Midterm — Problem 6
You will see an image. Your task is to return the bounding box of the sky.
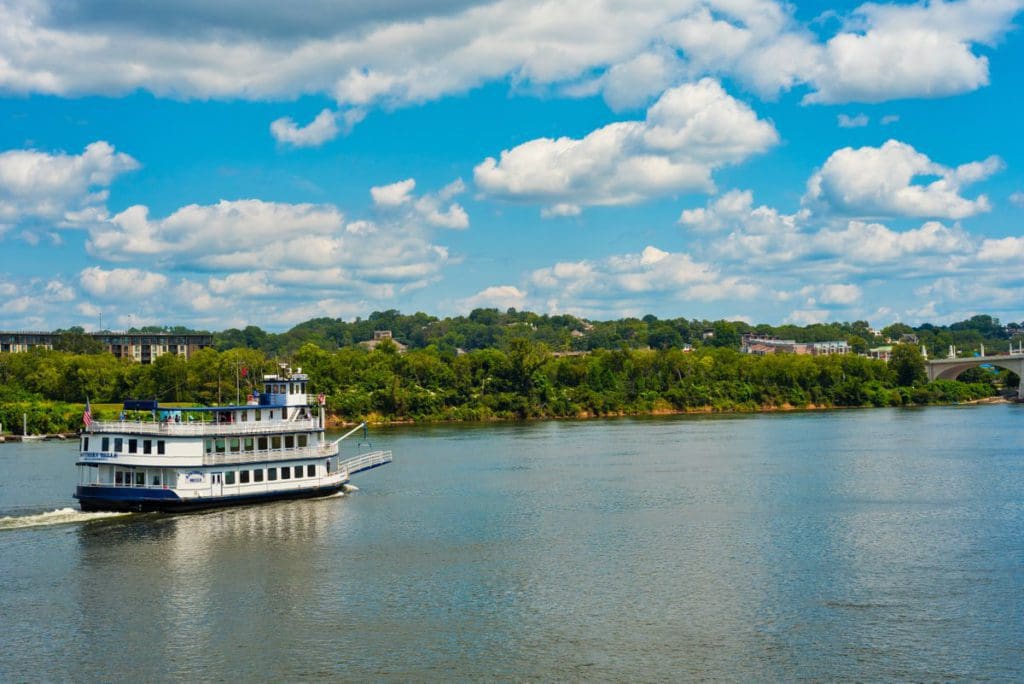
[1,0,1023,332]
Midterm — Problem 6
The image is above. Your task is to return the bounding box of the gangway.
[340,450,393,476]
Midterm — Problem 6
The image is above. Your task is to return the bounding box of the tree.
[888,344,926,386]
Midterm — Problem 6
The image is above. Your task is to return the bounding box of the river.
[1,405,1022,680]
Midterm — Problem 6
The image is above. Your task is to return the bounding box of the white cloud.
[0,141,139,233]
[79,266,169,299]
[458,285,528,312]
[1010,191,1024,207]
[371,178,416,206]
[804,140,1002,219]
[540,203,582,219]
[977,235,1024,262]
[803,0,1022,104]
[817,283,862,305]
[0,0,1017,118]
[785,309,829,325]
[837,113,869,128]
[529,244,763,316]
[475,79,777,213]
[881,114,900,125]
[270,108,340,147]
[372,177,469,229]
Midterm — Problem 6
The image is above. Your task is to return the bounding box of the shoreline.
[323,394,1015,428]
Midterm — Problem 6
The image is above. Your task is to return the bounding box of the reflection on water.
[1,405,1023,680]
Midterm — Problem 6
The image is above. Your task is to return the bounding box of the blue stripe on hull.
[75,484,346,513]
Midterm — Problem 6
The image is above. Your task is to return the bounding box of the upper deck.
[87,370,325,438]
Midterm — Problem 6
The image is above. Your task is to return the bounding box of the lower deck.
[75,458,347,512]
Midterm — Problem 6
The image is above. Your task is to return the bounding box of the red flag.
[241,366,248,378]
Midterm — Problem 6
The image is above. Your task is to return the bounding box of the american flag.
[83,398,93,428]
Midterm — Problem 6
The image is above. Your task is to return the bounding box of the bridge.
[926,351,1024,399]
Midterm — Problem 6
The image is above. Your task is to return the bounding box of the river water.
[1,405,1022,681]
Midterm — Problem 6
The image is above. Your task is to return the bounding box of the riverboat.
[74,369,392,512]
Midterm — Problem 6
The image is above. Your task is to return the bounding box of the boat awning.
[123,400,159,411]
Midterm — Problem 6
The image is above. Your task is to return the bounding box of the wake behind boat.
[74,369,391,512]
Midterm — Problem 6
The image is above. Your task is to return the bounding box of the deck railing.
[339,450,393,476]
[89,418,318,437]
[203,443,337,466]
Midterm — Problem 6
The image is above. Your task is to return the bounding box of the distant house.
[898,333,919,345]
[740,334,849,356]
[0,330,212,363]
[358,330,408,353]
[868,345,893,361]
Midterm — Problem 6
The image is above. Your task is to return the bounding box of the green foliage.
[888,344,927,386]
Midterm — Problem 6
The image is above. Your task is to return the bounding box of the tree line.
[0,338,1000,434]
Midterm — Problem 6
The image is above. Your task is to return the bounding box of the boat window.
[244,437,254,451]
[157,441,165,455]
[205,439,213,453]
[102,437,109,451]
[143,440,152,455]
[258,436,268,451]
[269,411,274,419]
[307,464,316,477]
[255,409,261,422]
[128,439,138,454]
[115,470,124,486]
[151,471,161,486]
[284,435,294,449]
[268,467,278,481]
[297,434,307,448]
[225,471,236,485]
[254,469,264,483]
[83,437,89,452]
[240,411,247,422]
[215,439,226,453]
[134,471,145,486]
[271,435,281,449]
[239,470,250,484]
[281,467,291,480]
[114,438,123,452]
[229,438,240,453]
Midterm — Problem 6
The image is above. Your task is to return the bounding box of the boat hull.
[75,482,347,513]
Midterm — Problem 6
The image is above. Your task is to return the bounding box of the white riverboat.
[74,370,392,512]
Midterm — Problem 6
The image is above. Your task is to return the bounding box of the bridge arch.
[926,355,1024,398]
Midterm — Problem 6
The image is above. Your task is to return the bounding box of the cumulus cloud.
[475,79,777,213]
[804,0,1022,104]
[372,177,469,229]
[371,178,417,207]
[529,244,763,316]
[804,140,1002,219]
[0,141,139,234]
[270,108,340,147]
[2,0,1006,121]
[1010,191,1024,207]
[837,113,869,128]
[79,266,169,299]
[458,285,528,312]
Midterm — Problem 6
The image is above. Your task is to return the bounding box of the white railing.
[340,450,393,476]
[202,443,337,466]
[89,419,318,436]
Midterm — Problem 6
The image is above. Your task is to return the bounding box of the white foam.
[342,484,359,492]
[0,507,131,531]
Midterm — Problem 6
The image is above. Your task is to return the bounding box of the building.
[358,330,408,353]
[740,334,849,356]
[0,330,213,363]
[868,345,893,361]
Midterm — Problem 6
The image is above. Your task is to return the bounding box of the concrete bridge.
[926,351,1024,399]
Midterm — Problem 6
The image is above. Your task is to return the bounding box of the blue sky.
[1,0,1023,331]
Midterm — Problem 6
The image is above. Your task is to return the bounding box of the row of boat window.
[206,434,310,453]
[108,464,320,487]
[228,464,317,484]
[84,437,165,455]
